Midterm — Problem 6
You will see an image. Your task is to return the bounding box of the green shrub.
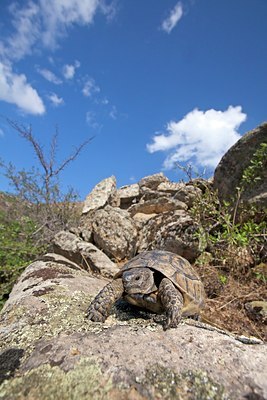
[0,210,46,309]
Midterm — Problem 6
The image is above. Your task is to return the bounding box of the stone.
[188,177,214,193]
[138,210,200,262]
[157,182,202,207]
[214,122,267,208]
[132,212,157,229]
[245,301,267,324]
[117,183,140,208]
[92,206,138,260]
[138,173,169,190]
[128,197,187,216]
[0,260,266,400]
[82,176,118,214]
[138,187,172,202]
[53,231,119,278]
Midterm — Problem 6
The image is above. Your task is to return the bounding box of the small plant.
[240,143,267,187]
[219,274,227,285]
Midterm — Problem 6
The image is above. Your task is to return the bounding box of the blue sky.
[0,0,266,199]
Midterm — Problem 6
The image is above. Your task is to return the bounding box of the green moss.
[0,358,112,400]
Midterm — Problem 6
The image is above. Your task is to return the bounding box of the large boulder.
[53,231,119,278]
[214,122,267,207]
[138,210,200,262]
[0,257,266,400]
[92,205,138,260]
[82,176,118,214]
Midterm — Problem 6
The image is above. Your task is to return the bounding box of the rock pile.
[52,173,203,275]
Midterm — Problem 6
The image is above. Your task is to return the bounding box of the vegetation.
[178,146,267,340]
[0,121,90,309]
[0,205,46,308]
[177,144,267,271]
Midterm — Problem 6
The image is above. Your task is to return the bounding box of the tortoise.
[87,250,205,329]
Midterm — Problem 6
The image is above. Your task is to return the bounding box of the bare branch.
[49,127,59,176]
[7,119,49,175]
[54,138,93,176]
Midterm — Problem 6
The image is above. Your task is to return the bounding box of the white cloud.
[37,67,62,84]
[0,2,40,61]
[82,78,100,97]
[102,97,109,105]
[86,111,101,130]
[109,105,117,120]
[62,60,80,79]
[0,128,4,137]
[0,62,45,115]
[161,2,183,34]
[0,1,115,61]
[48,93,64,106]
[147,106,247,169]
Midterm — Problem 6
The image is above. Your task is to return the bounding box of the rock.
[53,231,119,278]
[156,182,202,207]
[0,260,266,400]
[138,173,169,190]
[82,176,118,214]
[117,183,140,209]
[214,122,267,207]
[132,212,157,229]
[245,301,267,324]
[138,210,200,262]
[138,187,172,202]
[92,206,138,260]
[128,197,187,216]
[188,177,214,193]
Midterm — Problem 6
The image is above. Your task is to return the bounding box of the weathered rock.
[132,212,157,229]
[245,301,267,324]
[117,183,140,208]
[188,177,214,193]
[157,182,202,207]
[157,181,184,194]
[214,122,267,207]
[53,231,119,277]
[138,211,200,262]
[138,172,169,190]
[0,259,266,400]
[82,176,118,214]
[129,197,187,216]
[92,206,138,260]
[139,186,172,201]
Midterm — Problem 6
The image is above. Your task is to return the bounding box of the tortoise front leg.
[158,278,184,329]
[87,279,124,322]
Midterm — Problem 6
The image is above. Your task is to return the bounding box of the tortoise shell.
[115,250,205,313]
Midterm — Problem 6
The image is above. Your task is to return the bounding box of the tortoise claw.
[87,309,106,323]
[164,307,182,330]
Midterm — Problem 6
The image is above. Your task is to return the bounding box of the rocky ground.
[0,255,266,400]
[0,123,266,399]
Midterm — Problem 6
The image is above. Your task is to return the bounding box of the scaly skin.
[158,277,184,329]
[87,279,124,322]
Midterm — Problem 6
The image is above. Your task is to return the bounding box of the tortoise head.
[122,267,157,295]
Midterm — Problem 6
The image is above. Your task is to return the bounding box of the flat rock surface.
[0,256,266,399]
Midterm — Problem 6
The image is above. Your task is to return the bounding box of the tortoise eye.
[135,276,141,281]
